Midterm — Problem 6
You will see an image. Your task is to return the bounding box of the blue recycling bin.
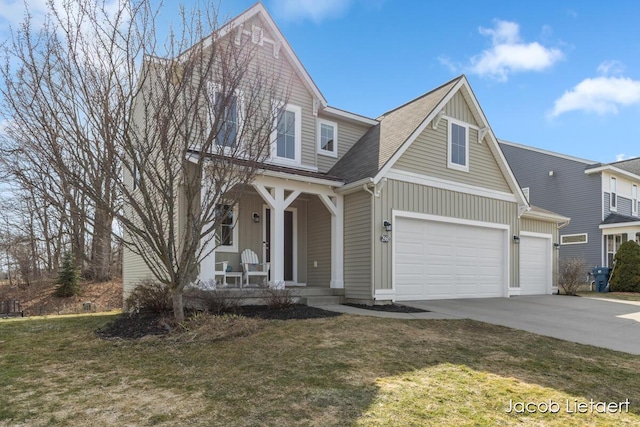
[591,267,611,293]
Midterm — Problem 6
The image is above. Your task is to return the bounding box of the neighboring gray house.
[500,140,640,269]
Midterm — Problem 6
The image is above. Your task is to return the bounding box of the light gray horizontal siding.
[344,190,372,299]
[618,196,633,217]
[394,120,511,193]
[374,179,519,290]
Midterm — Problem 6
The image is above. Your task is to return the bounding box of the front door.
[265,208,295,282]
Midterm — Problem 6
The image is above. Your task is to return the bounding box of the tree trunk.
[90,207,112,281]
[172,289,184,323]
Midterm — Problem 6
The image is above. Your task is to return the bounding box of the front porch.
[600,213,640,266]
[186,285,345,308]
[199,171,345,290]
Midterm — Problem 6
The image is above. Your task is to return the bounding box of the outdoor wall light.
[554,243,561,249]
[383,220,392,232]
[252,212,260,223]
[513,235,520,243]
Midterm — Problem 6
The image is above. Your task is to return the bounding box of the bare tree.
[1,0,288,321]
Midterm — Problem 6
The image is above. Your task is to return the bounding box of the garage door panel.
[395,217,506,300]
[520,235,551,295]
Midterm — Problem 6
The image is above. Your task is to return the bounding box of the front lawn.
[1,313,639,426]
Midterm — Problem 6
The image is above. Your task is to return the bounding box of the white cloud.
[616,154,629,161]
[550,74,640,117]
[467,20,563,81]
[271,0,353,23]
[597,60,624,76]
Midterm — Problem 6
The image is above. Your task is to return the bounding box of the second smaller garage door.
[519,233,551,295]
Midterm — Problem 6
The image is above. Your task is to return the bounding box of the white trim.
[442,114,481,131]
[633,184,638,216]
[560,233,588,245]
[390,210,510,301]
[372,77,529,210]
[600,221,640,230]
[610,177,617,211]
[447,118,470,172]
[586,164,640,181]
[387,168,517,202]
[216,204,239,253]
[263,205,298,283]
[519,231,553,295]
[499,139,596,165]
[203,4,327,108]
[322,106,378,126]
[521,209,570,223]
[316,118,338,158]
[271,103,302,165]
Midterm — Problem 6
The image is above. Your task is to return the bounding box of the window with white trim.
[316,118,338,157]
[561,233,588,245]
[447,119,469,172]
[215,204,238,253]
[610,176,617,210]
[208,82,244,149]
[633,184,638,216]
[272,103,302,164]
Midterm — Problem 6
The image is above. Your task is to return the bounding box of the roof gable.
[212,3,326,107]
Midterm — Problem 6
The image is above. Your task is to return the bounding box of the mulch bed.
[96,304,341,340]
[344,303,429,313]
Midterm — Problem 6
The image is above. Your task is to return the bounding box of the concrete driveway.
[403,295,640,355]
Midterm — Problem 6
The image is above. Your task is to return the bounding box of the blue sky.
[2,0,640,162]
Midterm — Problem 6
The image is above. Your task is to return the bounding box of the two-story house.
[123,3,568,304]
[500,140,640,271]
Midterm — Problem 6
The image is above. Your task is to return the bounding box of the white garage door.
[394,216,507,300]
[519,234,551,295]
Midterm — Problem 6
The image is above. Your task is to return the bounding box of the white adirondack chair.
[241,249,270,287]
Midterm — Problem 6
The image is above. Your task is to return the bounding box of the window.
[215,204,238,253]
[208,82,243,149]
[317,119,338,157]
[607,234,625,267]
[610,176,617,210]
[132,163,140,191]
[272,103,301,164]
[447,119,469,172]
[561,233,588,245]
[633,184,638,215]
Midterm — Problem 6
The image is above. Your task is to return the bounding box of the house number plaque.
[380,235,390,243]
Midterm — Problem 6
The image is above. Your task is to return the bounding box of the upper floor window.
[317,118,338,157]
[610,176,617,211]
[447,119,469,172]
[633,184,638,216]
[272,103,301,164]
[208,82,243,149]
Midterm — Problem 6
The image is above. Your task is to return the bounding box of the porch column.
[254,182,300,287]
[198,183,216,283]
[319,194,344,289]
[331,195,344,288]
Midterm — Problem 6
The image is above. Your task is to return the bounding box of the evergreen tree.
[609,241,640,292]
[55,252,81,297]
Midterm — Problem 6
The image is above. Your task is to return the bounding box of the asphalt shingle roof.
[329,76,462,183]
[601,212,640,225]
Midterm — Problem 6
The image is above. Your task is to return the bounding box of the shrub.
[261,286,297,310]
[124,279,172,313]
[183,288,240,315]
[558,257,587,296]
[54,252,81,297]
[609,241,640,292]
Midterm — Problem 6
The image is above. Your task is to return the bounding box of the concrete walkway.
[322,295,640,355]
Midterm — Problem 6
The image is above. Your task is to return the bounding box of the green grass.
[1,313,639,426]
[579,291,640,302]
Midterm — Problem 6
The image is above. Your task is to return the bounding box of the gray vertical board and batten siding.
[306,196,332,286]
[499,142,602,268]
[344,190,373,299]
[444,91,479,126]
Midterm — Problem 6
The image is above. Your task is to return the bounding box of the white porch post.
[318,194,344,289]
[198,183,216,283]
[331,195,344,288]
